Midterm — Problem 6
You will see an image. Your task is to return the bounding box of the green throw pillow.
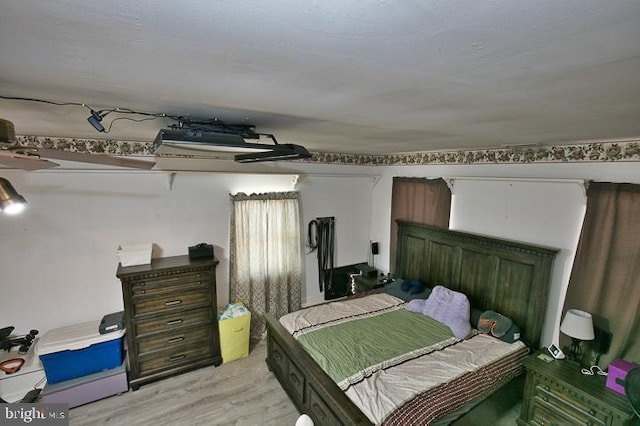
[477,310,521,343]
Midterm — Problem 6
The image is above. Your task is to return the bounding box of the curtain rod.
[446,176,587,185]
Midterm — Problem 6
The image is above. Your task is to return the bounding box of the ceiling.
[1,0,639,156]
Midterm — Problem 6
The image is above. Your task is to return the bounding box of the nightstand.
[518,350,635,425]
[351,274,383,294]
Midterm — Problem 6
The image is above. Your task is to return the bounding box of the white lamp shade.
[560,309,595,340]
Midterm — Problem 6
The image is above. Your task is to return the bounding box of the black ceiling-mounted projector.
[152,127,312,163]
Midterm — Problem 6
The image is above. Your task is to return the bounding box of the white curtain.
[229,191,302,340]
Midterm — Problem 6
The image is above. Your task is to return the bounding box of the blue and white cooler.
[36,320,125,384]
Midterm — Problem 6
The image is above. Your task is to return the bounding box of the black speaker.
[371,242,379,255]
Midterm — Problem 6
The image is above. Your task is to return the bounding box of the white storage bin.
[36,321,126,384]
[117,243,152,266]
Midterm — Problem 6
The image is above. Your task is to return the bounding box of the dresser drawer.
[307,385,343,426]
[270,339,305,407]
[287,358,305,407]
[131,288,212,317]
[134,307,213,337]
[137,344,214,376]
[532,374,609,426]
[129,271,211,297]
[269,339,288,378]
[136,325,213,356]
[530,400,586,425]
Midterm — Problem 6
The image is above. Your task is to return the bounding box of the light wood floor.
[69,340,300,426]
[69,340,522,425]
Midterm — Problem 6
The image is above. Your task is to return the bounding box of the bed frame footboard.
[265,313,373,426]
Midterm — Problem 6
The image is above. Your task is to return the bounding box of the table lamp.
[560,309,595,363]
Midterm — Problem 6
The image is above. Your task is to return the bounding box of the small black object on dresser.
[116,255,222,391]
[188,242,214,260]
[518,349,636,425]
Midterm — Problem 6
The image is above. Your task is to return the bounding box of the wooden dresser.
[116,255,222,390]
[518,350,635,425]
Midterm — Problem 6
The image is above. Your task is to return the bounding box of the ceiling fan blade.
[37,148,156,170]
[0,151,59,171]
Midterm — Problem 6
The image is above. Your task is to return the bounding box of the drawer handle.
[312,403,326,419]
[135,289,146,295]
[169,354,186,363]
[168,336,185,344]
[544,385,550,392]
[588,409,596,416]
[542,396,548,402]
[273,350,282,361]
[165,299,183,307]
[166,319,183,326]
[290,372,300,386]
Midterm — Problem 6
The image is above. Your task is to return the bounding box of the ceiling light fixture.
[234,144,312,163]
[87,109,107,132]
[153,126,312,163]
[0,177,27,215]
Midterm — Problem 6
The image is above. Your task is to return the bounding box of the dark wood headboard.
[395,221,558,349]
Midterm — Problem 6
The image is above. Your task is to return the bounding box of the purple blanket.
[406,285,471,339]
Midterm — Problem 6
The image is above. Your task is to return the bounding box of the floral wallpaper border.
[16,135,153,156]
[16,135,640,166]
[309,140,640,165]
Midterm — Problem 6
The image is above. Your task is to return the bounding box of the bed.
[265,221,558,425]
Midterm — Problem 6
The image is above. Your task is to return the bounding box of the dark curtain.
[389,177,451,272]
[562,182,640,366]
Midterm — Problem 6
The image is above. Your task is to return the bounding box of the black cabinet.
[324,262,381,299]
[352,275,384,293]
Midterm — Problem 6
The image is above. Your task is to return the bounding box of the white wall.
[0,169,373,335]
[299,175,374,306]
[3,161,640,347]
[369,162,640,347]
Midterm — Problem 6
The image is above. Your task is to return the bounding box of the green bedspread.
[296,308,457,390]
